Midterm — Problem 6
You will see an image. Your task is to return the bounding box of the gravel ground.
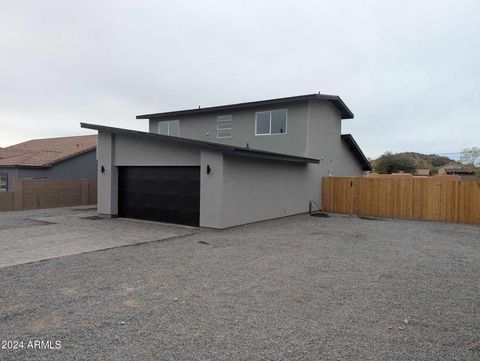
[0,214,479,360]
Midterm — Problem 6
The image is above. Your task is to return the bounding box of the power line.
[348,122,480,134]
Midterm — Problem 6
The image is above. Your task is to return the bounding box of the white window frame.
[0,173,7,192]
[255,109,288,136]
[216,115,232,139]
[158,120,179,136]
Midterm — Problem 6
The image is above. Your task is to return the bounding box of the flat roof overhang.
[80,123,320,164]
[136,93,354,120]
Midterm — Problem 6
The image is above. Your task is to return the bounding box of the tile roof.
[0,135,96,168]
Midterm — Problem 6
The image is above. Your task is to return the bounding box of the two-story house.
[82,93,371,228]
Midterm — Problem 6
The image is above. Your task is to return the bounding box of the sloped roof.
[80,123,319,164]
[136,93,354,120]
[341,134,373,171]
[438,162,462,170]
[0,135,97,168]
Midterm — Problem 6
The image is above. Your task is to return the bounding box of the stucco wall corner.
[199,149,224,228]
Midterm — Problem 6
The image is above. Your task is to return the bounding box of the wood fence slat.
[321,177,480,225]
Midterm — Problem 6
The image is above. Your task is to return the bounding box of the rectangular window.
[255,109,287,135]
[0,174,7,192]
[158,120,179,136]
[217,115,232,138]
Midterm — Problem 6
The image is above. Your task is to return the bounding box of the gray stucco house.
[82,93,371,228]
[0,135,97,192]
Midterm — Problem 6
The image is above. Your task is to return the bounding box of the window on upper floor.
[255,109,287,136]
[217,115,232,138]
[158,120,179,136]
[0,174,7,192]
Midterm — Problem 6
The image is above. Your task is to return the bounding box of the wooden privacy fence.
[0,178,96,212]
[322,177,480,225]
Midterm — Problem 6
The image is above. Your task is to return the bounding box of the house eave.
[341,134,373,171]
[80,122,319,164]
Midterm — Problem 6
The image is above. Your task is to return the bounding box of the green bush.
[374,152,417,174]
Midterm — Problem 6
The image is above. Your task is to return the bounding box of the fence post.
[454,180,459,223]
[13,178,24,211]
[409,177,414,219]
[80,179,89,205]
[351,177,356,214]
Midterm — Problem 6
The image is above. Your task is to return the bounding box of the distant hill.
[371,152,460,171]
[397,152,457,169]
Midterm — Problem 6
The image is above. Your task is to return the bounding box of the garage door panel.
[118,166,200,226]
[129,179,200,194]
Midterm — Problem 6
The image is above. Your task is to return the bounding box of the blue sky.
[0,0,479,159]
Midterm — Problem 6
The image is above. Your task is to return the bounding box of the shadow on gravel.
[81,215,104,220]
[311,212,330,218]
[0,219,57,231]
[358,216,386,221]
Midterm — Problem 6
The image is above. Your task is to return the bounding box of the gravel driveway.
[0,214,479,360]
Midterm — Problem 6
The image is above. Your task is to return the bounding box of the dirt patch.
[122,299,139,308]
[31,314,62,332]
[58,287,76,296]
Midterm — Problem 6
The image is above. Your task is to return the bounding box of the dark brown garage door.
[118,166,200,226]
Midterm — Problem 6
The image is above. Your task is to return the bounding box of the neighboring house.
[82,93,372,228]
[415,168,431,176]
[0,135,97,192]
[438,162,463,175]
[438,162,477,180]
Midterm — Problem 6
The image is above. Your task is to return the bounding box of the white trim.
[255,109,288,136]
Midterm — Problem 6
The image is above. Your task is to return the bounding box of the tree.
[460,147,480,167]
[374,152,417,174]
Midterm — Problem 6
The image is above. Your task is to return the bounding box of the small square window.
[158,120,179,136]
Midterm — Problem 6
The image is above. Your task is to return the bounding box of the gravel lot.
[1,214,479,360]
